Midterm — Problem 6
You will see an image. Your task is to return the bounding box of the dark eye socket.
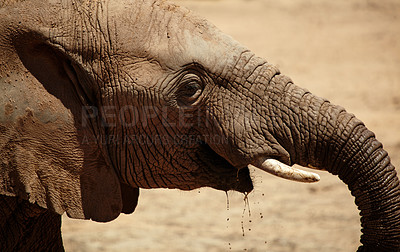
[177,74,204,106]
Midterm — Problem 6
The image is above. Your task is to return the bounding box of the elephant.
[0,0,399,251]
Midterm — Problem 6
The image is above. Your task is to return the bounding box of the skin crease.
[0,0,400,251]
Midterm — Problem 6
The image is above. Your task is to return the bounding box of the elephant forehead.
[112,0,248,74]
[162,30,246,72]
[153,19,248,74]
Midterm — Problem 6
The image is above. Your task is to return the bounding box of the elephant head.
[0,0,399,250]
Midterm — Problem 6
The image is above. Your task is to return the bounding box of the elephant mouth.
[198,142,254,193]
[200,142,320,193]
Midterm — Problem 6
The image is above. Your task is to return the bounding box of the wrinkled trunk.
[264,74,400,250]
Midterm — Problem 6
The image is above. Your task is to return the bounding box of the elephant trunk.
[263,74,400,250]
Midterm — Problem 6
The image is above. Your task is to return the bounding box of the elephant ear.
[0,31,139,222]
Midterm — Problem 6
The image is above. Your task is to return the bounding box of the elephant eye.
[177,74,204,106]
[180,82,202,99]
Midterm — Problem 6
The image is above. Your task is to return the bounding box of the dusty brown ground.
[61,0,400,251]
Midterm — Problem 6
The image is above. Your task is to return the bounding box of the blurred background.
[62,0,400,251]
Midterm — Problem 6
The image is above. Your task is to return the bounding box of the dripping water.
[226,191,230,230]
[226,191,232,250]
[240,192,252,237]
[225,190,267,250]
[225,191,230,210]
[243,192,251,217]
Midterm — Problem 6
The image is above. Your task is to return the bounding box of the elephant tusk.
[248,159,320,183]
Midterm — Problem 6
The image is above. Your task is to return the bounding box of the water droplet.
[225,191,230,210]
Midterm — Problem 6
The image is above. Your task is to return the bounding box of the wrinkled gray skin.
[0,0,399,251]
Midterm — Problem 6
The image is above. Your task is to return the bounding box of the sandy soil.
[61,0,400,251]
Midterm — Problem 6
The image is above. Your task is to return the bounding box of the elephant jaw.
[248,159,320,183]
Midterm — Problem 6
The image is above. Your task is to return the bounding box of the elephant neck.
[0,195,64,251]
